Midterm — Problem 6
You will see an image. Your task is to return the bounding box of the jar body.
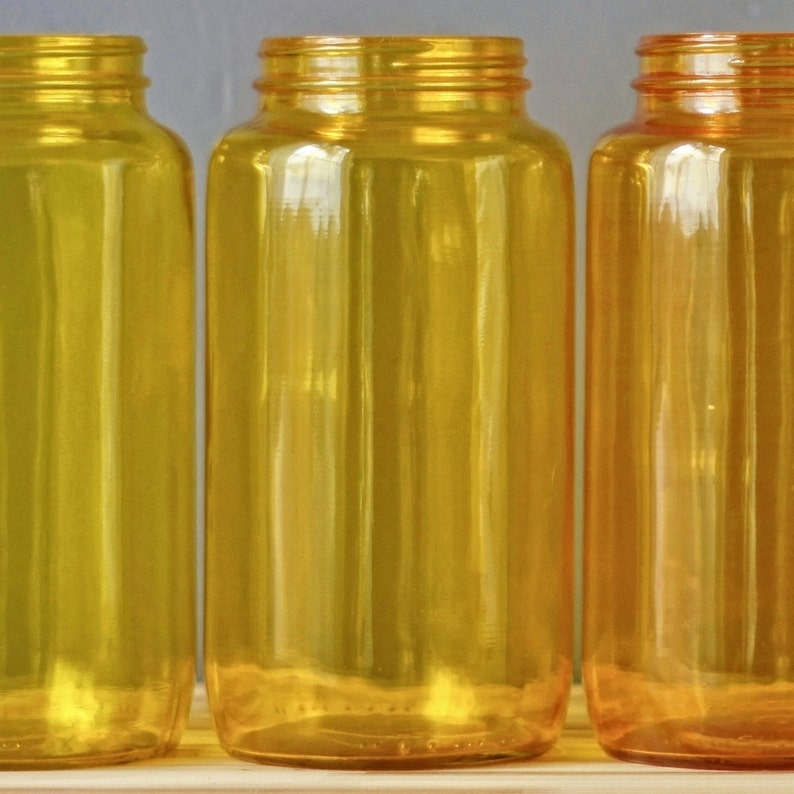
[585,33,794,769]
[205,36,573,769]
[0,37,195,768]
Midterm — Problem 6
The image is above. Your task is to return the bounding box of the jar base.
[0,684,186,769]
[0,722,171,771]
[208,663,566,769]
[601,714,794,770]
[221,713,552,769]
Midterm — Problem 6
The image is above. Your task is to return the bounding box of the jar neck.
[0,35,149,107]
[633,33,794,120]
[257,36,530,120]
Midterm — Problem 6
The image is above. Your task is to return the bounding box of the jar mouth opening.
[257,36,530,94]
[637,31,794,54]
[260,35,525,58]
[0,34,146,55]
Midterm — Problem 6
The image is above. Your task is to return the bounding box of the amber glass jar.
[0,36,194,768]
[585,33,794,769]
[205,35,574,768]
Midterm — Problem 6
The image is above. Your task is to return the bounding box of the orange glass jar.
[585,33,794,769]
[205,35,574,769]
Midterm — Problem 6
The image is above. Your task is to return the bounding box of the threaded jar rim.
[634,32,794,92]
[256,35,530,94]
[0,34,149,89]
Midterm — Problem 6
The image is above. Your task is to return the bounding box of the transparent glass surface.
[0,36,195,769]
[585,32,794,770]
[205,36,574,769]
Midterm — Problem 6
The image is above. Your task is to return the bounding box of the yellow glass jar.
[0,36,195,768]
[585,32,794,769]
[205,36,573,768]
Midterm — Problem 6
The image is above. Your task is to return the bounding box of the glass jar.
[585,32,794,769]
[0,36,195,768]
[205,35,573,768]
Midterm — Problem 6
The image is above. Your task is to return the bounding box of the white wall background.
[3,0,792,677]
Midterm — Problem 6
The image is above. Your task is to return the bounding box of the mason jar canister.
[585,33,794,768]
[205,36,574,768]
[0,36,195,767]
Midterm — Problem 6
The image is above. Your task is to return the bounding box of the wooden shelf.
[1,686,791,791]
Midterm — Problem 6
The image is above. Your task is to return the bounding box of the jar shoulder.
[211,112,570,167]
[0,104,190,166]
[592,116,794,165]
